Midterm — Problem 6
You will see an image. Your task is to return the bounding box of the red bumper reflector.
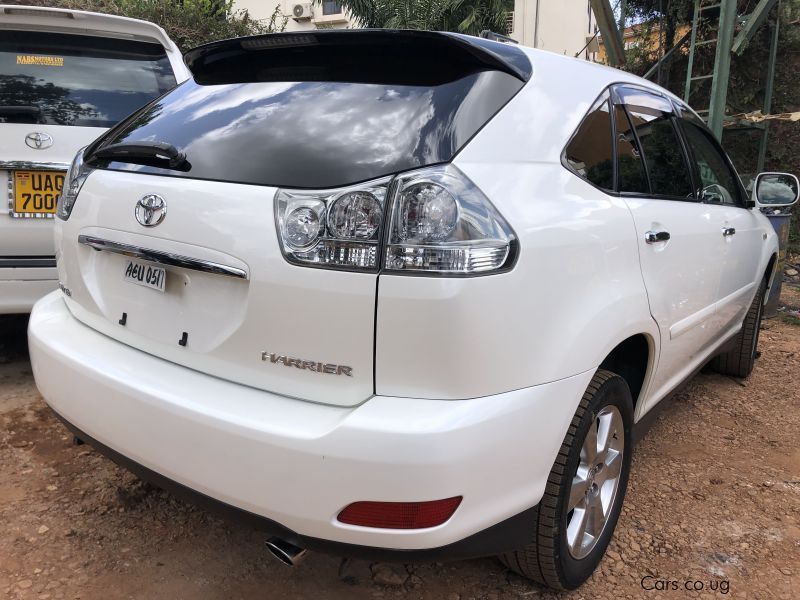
[337,496,462,529]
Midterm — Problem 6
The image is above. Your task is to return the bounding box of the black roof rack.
[184,29,532,86]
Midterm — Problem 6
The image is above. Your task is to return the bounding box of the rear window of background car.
[0,31,176,127]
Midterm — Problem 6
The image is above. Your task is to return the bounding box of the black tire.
[710,277,767,378]
[499,369,633,590]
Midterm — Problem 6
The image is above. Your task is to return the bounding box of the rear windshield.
[0,31,177,127]
[90,70,522,189]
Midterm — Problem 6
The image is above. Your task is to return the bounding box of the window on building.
[680,118,742,206]
[618,87,693,198]
[564,92,614,191]
[322,0,342,15]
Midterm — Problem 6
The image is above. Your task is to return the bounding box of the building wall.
[511,0,596,58]
[234,0,352,32]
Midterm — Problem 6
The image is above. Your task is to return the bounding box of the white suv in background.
[27,31,799,589]
[0,5,189,314]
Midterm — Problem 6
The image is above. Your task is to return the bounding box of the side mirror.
[753,172,799,209]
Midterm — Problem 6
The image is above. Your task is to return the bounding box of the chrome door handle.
[644,230,670,244]
[722,227,736,237]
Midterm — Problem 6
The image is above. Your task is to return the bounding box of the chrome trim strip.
[77,235,249,280]
[0,160,70,171]
[0,256,57,268]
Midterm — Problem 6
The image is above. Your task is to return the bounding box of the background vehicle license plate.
[13,170,65,215]
[124,260,166,292]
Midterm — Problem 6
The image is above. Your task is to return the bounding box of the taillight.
[275,177,391,270]
[274,165,516,275]
[337,497,462,529]
[384,165,516,274]
[56,146,93,221]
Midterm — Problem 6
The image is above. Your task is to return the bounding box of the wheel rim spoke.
[582,419,598,464]
[566,506,588,555]
[568,473,590,511]
[586,493,606,538]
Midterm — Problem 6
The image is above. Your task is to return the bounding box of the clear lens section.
[327,191,382,240]
[275,178,390,270]
[56,146,93,221]
[385,165,515,274]
[397,182,458,242]
[285,206,323,249]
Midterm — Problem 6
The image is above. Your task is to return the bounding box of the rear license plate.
[13,170,65,216]
[124,260,166,292]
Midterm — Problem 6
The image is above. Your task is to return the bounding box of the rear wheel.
[499,369,633,589]
[710,277,767,378]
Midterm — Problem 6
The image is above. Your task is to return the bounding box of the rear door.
[0,30,178,256]
[675,109,764,332]
[614,86,726,409]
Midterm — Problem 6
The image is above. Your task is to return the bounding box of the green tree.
[1,0,287,51]
[322,0,513,35]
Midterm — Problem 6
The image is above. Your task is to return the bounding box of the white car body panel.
[0,4,190,314]
[30,290,595,549]
[28,36,781,555]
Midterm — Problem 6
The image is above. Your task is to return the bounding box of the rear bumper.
[29,291,593,556]
[0,265,57,314]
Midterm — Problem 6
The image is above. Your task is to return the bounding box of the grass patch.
[779,313,800,326]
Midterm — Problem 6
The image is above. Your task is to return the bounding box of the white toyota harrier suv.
[28,31,799,589]
[0,4,189,314]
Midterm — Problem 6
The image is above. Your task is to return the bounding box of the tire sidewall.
[557,374,634,589]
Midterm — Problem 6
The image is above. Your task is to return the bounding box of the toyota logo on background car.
[25,132,53,150]
[135,194,167,227]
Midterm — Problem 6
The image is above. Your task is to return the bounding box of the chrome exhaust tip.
[265,537,308,566]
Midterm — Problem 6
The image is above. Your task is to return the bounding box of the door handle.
[644,230,671,244]
[722,227,736,237]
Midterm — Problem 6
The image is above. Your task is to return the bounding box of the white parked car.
[0,4,189,314]
[28,31,798,589]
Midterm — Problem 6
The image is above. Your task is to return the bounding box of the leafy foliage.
[0,0,287,50]
[325,0,512,35]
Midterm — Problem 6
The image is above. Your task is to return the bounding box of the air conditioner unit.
[292,3,313,20]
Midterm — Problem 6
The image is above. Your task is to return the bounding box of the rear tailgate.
[55,30,530,407]
[57,170,378,407]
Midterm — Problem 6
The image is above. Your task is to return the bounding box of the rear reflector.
[337,497,462,529]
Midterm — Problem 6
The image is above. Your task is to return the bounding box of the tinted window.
[91,70,523,189]
[564,93,614,190]
[0,31,176,127]
[619,88,693,198]
[614,104,649,194]
[680,119,742,206]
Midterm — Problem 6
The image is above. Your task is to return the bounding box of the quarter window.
[680,118,742,206]
[564,92,614,191]
[622,96,694,198]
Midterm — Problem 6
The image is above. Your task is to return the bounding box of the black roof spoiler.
[184,29,532,86]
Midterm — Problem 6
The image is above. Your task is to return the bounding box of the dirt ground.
[1,288,799,600]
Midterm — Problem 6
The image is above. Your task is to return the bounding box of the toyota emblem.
[135,194,167,227]
[25,132,53,150]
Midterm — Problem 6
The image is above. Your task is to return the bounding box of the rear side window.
[0,31,176,127]
[613,104,649,194]
[564,92,614,191]
[619,88,693,198]
[680,118,742,206]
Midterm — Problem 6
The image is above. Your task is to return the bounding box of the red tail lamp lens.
[337,497,462,529]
